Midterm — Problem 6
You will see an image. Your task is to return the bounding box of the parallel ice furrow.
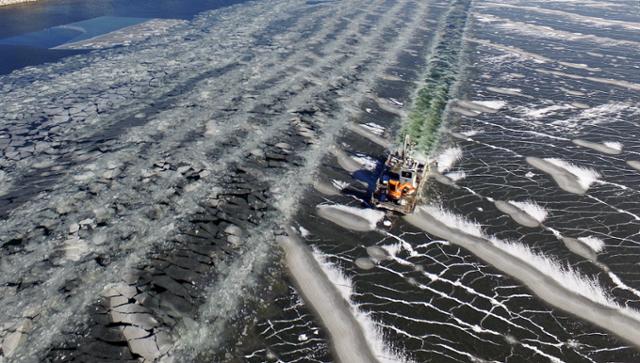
[405,205,640,350]
[312,250,413,363]
[469,38,600,72]
[176,0,439,358]
[535,68,640,92]
[481,2,640,31]
[2,0,430,358]
[473,13,640,48]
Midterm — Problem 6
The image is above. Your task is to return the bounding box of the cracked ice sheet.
[415,0,640,359]
[1,0,639,362]
[5,0,468,361]
[277,1,640,362]
[0,0,444,359]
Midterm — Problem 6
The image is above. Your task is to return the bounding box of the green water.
[402,0,472,153]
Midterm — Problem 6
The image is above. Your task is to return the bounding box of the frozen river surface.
[1,0,640,362]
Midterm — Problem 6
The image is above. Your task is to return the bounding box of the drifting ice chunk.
[577,236,605,253]
[471,100,506,111]
[495,201,541,228]
[526,157,600,195]
[572,139,623,155]
[508,200,548,223]
[316,204,384,232]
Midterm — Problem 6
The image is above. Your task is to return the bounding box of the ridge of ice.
[435,147,463,173]
[508,200,548,223]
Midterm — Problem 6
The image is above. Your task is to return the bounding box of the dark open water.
[0,0,247,74]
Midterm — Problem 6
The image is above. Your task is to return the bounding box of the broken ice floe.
[316,204,384,232]
[487,87,522,96]
[360,122,385,136]
[526,157,600,195]
[350,153,378,171]
[494,200,547,228]
[627,160,640,172]
[519,104,574,119]
[451,100,506,116]
[332,148,365,173]
[354,257,376,270]
[313,180,343,196]
[572,139,623,155]
[560,237,600,263]
[348,123,392,148]
[577,236,605,253]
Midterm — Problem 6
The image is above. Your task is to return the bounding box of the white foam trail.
[470,37,599,72]
[545,158,601,191]
[508,200,548,224]
[312,250,414,363]
[298,226,310,238]
[577,236,605,253]
[380,243,404,259]
[536,69,640,92]
[562,103,635,130]
[435,147,463,173]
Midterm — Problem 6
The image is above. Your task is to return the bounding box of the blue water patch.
[0,16,148,49]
